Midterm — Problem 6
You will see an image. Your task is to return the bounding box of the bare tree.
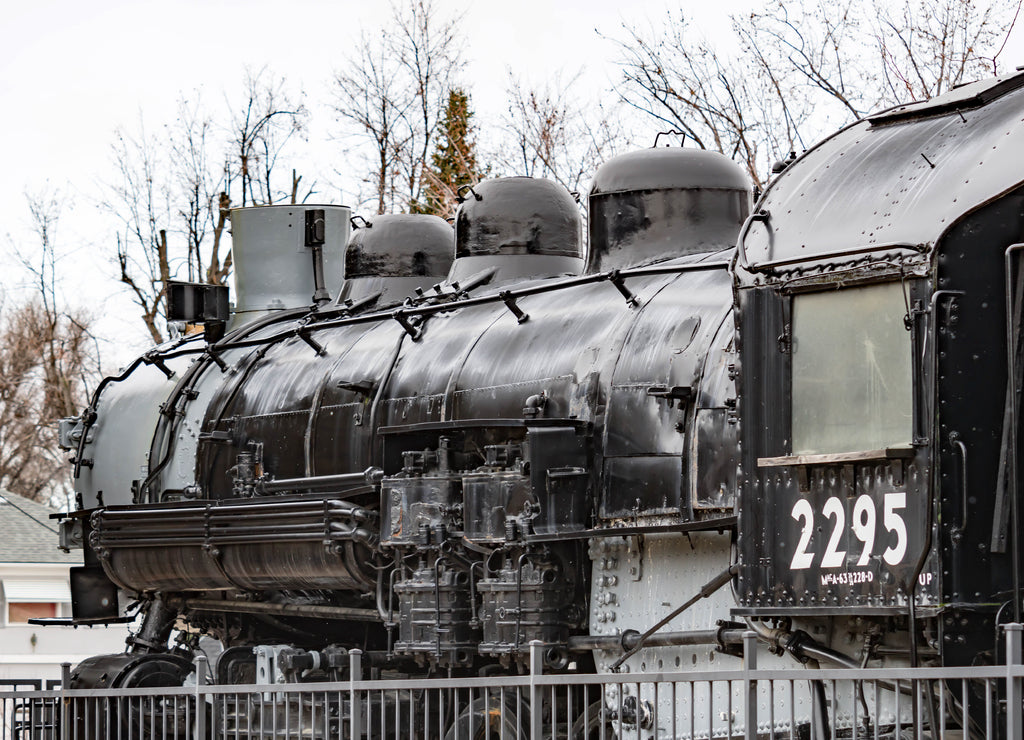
[614,0,1022,188]
[105,69,309,343]
[872,0,1017,100]
[333,29,413,215]
[391,0,463,210]
[740,0,879,122]
[332,0,464,214]
[229,67,309,207]
[613,14,797,190]
[168,97,232,287]
[2,190,99,505]
[740,0,1020,116]
[106,117,172,344]
[497,71,629,192]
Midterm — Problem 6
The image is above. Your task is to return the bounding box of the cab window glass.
[792,281,912,455]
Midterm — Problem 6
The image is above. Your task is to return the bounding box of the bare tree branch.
[496,70,626,194]
[333,29,413,215]
[613,0,1019,188]
[229,66,308,207]
[332,0,465,215]
[102,69,307,341]
[3,191,100,504]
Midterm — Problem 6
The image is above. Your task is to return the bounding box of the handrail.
[1006,243,1024,622]
[743,240,927,274]
[950,432,970,542]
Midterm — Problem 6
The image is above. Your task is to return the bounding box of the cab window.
[791,281,912,455]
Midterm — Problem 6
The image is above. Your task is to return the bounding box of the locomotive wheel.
[570,700,616,739]
[70,653,199,738]
[444,694,527,740]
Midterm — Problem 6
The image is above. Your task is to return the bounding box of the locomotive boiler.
[45,68,1024,737]
[54,143,755,721]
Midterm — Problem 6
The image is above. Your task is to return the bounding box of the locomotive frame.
[31,70,1024,737]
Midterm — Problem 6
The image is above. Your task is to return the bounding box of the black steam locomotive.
[48,69,1024,735]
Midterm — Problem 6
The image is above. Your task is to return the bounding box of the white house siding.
[0,494,131,683]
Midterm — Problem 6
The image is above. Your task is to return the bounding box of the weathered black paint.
[735,72,1024,669]
[588,148,750,273]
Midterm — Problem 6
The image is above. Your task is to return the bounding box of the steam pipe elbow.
[777,628,860,669]
[797,642,861,669]
[352,527,379,550]
[743,619,859,668]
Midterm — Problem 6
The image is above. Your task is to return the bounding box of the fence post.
[529,640,544,740]
[194,653,208,739]
[60,662,71,740]
[349,649,363,739]
[743,631,758,740]
[1008,624,1023,740]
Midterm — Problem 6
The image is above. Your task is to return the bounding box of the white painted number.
[852,495,876,566]
[882,491,908,566]
[820,497,847,568]
[790,498,815,570]
[787,493,909,571]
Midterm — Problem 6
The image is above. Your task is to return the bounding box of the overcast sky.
[2,0,1023,365]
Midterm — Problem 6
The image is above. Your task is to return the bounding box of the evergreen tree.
[413,88,480,217]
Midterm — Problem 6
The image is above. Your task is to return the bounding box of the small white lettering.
[819,571,875,586]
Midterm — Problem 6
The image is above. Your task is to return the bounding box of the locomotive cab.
[734,70,1024,723]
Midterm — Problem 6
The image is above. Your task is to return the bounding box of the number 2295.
[789,492,908,571]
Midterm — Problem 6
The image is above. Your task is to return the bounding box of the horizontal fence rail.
[3,629,1023,739]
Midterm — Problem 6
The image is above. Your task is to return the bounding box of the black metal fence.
[3,627,1022,738]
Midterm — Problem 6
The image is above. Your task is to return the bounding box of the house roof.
[0,491,79,564]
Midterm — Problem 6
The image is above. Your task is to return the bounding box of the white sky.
[2,0,1024,366]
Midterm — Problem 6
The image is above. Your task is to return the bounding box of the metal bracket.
[841,464,855,489]
[296,329,327,356]
[206,347,228,372]
[608,270,640,308]
[626,535,642,581]
[646,385,693,403]
[336,379,376,397]
[499,291,529,324]
[143,352,175,379]
[392,310,422,341]
[890,458,904,487]
[777,324,792,354]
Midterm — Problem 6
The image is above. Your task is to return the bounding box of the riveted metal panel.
[740,458,936,611]
[737,73,1024,276]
